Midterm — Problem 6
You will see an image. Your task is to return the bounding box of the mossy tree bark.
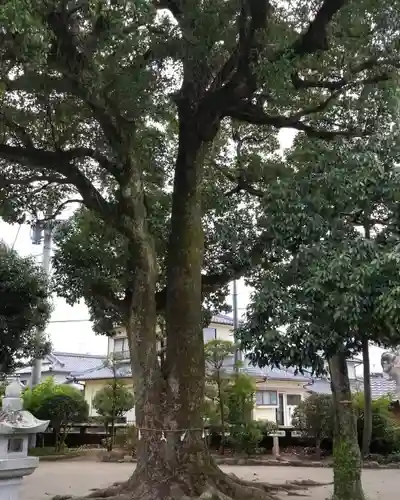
[120,112,287,500]
[329,353,365,500]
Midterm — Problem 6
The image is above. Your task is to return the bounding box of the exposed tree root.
[54,465,329,500]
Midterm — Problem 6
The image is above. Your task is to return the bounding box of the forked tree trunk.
[329,353,365,500]
[362,337,372,457]
[120,120,284,500]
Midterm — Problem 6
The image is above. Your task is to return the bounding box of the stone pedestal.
[0,379,49,500]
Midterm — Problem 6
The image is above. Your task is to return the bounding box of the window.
[8,438,23,453]
[113,338,129,359]
[203,328,217,343]
[255,390,278,406]
[287,394,302,406]
[114,338,126,352]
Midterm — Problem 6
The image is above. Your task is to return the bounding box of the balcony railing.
[111,350,131,360]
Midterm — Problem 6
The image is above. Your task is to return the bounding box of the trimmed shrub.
[230,420,277,456]
[24,378,88,451]
[292,394,333,457]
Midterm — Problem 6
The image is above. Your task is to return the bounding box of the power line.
[48,319,91,324]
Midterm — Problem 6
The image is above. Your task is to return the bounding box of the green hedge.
[353,393,400,454]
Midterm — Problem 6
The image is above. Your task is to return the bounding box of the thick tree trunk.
[123,123,216,498]
[329,353,365,500]
[362,337,372,457]
[164,123,206,467]
[120,121,293,499]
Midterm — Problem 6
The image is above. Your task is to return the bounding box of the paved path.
[21,461,400,500]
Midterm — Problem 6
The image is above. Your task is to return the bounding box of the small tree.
[292,394,334,459]
[24,378,88,451]
[227,373,255,426]
[0,242,51,375]
[353,393,400,455]
[93,381,135,451]
[204,339,236,453]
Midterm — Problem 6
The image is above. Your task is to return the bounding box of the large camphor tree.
[1,1,399,499]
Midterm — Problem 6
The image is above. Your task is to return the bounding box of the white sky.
[0,128,387,371]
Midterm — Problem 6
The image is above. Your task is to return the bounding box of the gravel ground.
[20,461,400,500]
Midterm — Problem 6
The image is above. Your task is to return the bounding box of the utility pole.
[233,279,241,371]
[30,205,53,388]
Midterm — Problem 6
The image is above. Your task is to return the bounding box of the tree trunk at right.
[314,437,321,460]
[362,337,372,457]
[217,371,226,454]
[329,353,365,500]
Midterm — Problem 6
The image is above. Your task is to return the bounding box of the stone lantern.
[0,378,49,500]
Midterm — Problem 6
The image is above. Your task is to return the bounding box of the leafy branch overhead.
[0,2,398,326]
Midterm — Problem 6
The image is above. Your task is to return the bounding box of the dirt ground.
[21,461,400,500]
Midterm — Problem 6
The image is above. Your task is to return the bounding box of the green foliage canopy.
[0,242,51,374]
[24,377,89,429]
[0,0,399,334]
[239,120,400,374]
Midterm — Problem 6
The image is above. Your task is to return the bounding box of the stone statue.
[381,351,400,397]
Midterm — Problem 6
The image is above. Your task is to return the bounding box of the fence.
[36,422,332,451]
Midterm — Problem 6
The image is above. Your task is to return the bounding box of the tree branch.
[291,0,348,56]
[44,7,132,151]
[89,282,125,313]
[3,73,73,94]
[207,0,272,104]
[52,198,83,219]
[0,173,71,188]
[291,55,400,91]
[66,147,117,174]
[225,101,360,139]
[0,112,34,149]
[155,238,272,311]
[0,144,113,219]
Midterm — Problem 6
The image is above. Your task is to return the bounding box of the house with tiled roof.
[305,366,397,400]
[71,314,319,426]
[15,351,106,387]
[71,316,399,425]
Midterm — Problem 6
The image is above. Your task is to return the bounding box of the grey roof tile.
[16,351,106,376]
[370,376,397,399]
[307,375,397,400]
[71,361,132,380]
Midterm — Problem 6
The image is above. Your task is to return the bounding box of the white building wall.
[108,321,235,357]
